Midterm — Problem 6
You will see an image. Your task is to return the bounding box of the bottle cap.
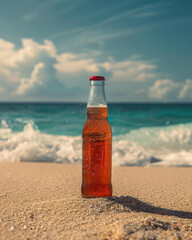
[89,76,105,81]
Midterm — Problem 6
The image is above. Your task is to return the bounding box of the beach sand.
[0,163,192,240]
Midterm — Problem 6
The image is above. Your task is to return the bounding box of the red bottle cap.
[89,76,105,81]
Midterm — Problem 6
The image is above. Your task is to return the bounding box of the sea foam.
[0,119,192,166]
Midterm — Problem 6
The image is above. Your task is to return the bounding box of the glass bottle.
[81,76,112,197]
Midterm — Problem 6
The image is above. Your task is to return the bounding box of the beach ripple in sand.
[0,163,192,239]
[1,195,192,240]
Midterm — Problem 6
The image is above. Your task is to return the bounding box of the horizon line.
[0,101,192,104]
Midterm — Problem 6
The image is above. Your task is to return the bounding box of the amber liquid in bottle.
[81,106,112,197]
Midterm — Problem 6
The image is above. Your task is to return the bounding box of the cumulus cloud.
[0,38,57,96]
[0,37,56,89]
[54,53,100,74]
[16,62,44,95]
[0,66,20,83]
[178,79,192,99]
[55,53,157,82]
[2,37,192,102]
[149,79,178,99]
[0,38,157,99]
[0,38,56,69]
[110,60,156,82]
[1,37,182,101]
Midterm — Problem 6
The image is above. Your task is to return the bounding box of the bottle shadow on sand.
[105,196,192,220]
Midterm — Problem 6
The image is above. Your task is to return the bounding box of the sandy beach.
[0,163,191,240]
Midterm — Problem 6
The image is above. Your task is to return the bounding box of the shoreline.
[0,163,192,239]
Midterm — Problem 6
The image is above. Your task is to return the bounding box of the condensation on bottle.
[81,76,112,198]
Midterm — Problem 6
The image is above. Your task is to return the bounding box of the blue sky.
[0,0,192,102]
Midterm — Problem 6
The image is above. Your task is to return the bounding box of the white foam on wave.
[0,119,151,165]
[0,120,192,166]
[126,123,192,150]
[0,120,81,163]
[153,151,192,167]
[1,120,8,128]
[112,138,151,166]
[126,123,192,166]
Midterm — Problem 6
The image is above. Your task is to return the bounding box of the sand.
[0,163,192,240]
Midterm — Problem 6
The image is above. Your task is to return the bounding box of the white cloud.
[178,79,192,99]
[16,62,44,95]
[0,38,157,95]
[55,53,157,82]
[0,66,20,83]
[0,38,57,97]
[54,53,100,74]
[0,37,180,101]
[0,38,56,69]
[149,79,178,99]
[110,60,156,82]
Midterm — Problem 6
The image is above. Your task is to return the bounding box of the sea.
[0,103,192,167]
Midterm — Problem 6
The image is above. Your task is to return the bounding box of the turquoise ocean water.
[0,103,192,166]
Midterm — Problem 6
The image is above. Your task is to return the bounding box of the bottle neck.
[87,81,107,108]
[87,81,107,118]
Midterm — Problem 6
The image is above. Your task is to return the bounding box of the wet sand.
[0,163,192,239]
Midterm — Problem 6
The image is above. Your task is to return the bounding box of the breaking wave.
[0,119,192,166]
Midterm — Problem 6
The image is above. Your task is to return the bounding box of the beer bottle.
[81,76,112,197]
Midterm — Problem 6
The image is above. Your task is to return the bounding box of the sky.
[0,0,192,102]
